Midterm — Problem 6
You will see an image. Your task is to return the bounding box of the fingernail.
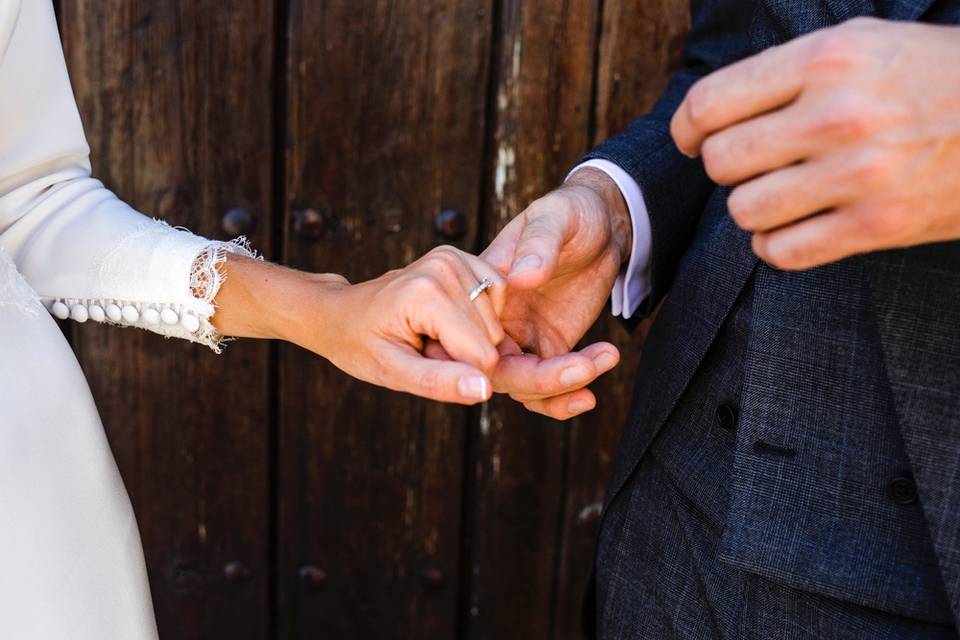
[593,352,618,371]
[568,399,593,414]
[510,255,542,277]
[458,376,490,401]
[559,364,591,386]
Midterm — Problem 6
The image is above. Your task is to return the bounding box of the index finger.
[671,39,807,157]
[408,292,499,372]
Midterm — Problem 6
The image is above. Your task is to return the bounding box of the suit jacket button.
[715,403,738,430]
[888,476,918,505]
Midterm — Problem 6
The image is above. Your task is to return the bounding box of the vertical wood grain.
[461,2,601,638]
[593,0,689,143]
[55,1,690,637]
[278,1,493,638]
[60,3,275,638]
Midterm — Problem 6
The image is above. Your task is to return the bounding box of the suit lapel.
[865,244,960,621]
[602,194,758,513]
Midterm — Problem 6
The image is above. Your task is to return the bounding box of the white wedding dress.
[0,1,253,637]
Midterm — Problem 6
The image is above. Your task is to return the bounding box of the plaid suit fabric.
[597,454,956,639]
[582,0,960,637]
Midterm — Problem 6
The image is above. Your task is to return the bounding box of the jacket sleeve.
[581,0,757,320]
[0,0,255,351]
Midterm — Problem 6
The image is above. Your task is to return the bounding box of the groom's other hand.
[478,168,631,420]
[671,17,960,270]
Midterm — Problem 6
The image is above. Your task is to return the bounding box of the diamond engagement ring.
[468,278,495,302]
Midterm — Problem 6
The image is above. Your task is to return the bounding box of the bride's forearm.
[209,253,348,348]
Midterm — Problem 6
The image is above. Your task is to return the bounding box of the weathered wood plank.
[552,2,690,637]
[594,0,689,143]
[278,1,493,638]
[60,3,275,638]
[462,1,600,637]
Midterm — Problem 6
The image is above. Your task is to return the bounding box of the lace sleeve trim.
[188,237,259,350]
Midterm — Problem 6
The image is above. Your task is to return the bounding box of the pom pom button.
[121,305,140,324]
[51,301,70,320]
[181,313,200,333]
[69,304,89,323]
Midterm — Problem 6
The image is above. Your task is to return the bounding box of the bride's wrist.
[211,253,349,347]
[274,272,351,354]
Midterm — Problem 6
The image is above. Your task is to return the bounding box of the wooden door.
[276,1,493,638]
[60,3,276,639]
[58,0,689,638]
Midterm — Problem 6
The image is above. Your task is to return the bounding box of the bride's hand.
[212,246,506,404]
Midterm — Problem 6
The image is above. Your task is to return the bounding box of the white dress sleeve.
[0,0,256,351]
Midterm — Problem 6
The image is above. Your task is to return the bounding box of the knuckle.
[701,135,734,183]
[540,371,568,396]
[727,188,761,229]
[428,246,458,266]
[431,255,460,281]
[428,244,455,256]
[754,233,798,270]
[848,148,896,189]
[416,369,444,397]
[527,196,566,225]
[685,80,719,131]
[811,93,877,141]
[765,241,805,270]
[408,274,443,299]
[805,30,860,72]
[531,376,550,396]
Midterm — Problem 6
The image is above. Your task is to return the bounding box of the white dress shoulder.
[0,1,254,637]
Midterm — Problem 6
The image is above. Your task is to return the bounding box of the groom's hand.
[479,167,632,420]
[671,17,960,269]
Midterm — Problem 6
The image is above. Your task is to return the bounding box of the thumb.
[503,207,571,289]
[480,215,523,277]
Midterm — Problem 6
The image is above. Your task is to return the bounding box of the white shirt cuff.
[567,159,652,319]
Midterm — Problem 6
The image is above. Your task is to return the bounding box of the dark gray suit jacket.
[583,0,960,630]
